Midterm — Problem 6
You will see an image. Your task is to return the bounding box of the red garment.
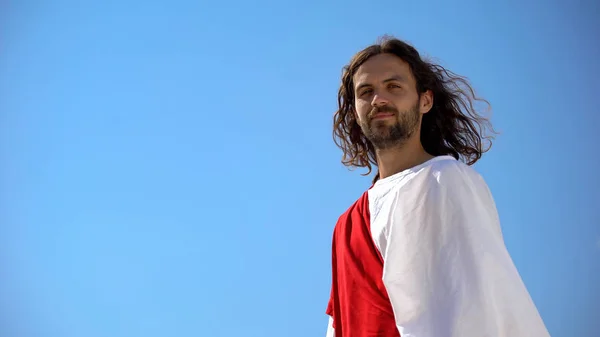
[326,191,400,337]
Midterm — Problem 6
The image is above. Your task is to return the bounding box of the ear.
[419,90,433,114]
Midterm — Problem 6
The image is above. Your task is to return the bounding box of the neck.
[375,134,434,180]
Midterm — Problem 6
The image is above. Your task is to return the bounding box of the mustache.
[368,106,398,119]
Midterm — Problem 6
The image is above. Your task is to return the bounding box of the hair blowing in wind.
[333,37,496,181]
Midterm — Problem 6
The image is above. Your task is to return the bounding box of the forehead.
[353,53,414,87]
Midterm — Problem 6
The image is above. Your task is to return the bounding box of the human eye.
[359,88,373,97]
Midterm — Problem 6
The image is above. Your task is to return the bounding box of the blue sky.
[1,0,599,336]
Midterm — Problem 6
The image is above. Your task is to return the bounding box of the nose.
[371,92,389,108]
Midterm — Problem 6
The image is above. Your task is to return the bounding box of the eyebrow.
[355,75,407,92]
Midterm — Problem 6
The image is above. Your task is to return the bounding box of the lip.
[372,113,395,120]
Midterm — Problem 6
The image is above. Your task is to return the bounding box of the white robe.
[326,156,550,337]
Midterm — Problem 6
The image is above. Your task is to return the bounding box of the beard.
[358,102,421,150]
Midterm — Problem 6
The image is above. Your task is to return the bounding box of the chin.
[372,121,396,131]
[371,120,394,129]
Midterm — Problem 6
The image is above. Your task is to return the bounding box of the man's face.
[353,53,431,149]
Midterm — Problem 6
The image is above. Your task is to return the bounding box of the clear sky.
[1,0,599,336]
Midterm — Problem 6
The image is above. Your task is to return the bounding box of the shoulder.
[336,190,370,220]
[402,157,493,209]
[368,156,486,209]
[418,157,487,191]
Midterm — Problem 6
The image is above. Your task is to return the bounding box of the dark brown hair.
[333,36,496,182]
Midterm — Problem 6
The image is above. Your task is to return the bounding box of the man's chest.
[366,183,404,259]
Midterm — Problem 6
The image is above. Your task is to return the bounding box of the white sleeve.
[325,316,335,337]
[380,164,550,337]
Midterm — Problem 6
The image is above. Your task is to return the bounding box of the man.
[325,37,550,337]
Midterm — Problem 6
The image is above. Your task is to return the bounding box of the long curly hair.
[333,36,496,182]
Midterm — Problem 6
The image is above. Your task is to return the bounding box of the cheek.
[354,101,371,122]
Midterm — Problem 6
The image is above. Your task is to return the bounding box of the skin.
[352,53,435,179]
